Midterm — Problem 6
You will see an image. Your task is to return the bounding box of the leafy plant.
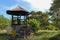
[27,19,41,33]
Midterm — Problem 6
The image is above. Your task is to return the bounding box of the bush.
[27,19,41,33]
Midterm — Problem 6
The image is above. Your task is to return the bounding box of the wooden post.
[12,15,13,25]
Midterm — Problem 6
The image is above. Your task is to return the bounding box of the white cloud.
[22,0,52,11]
[5,0,52,12]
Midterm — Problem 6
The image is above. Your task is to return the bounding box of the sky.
[0,0,52,18]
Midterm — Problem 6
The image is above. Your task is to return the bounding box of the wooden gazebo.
[7,6,29,25]
[6,6,32,39]
[7,6,32,40]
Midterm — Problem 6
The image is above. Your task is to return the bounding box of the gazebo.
[6,6,31,39]
[7,6,29,25]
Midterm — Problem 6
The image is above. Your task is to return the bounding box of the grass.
[37,30,60,32]
[0,30,8,40]
[33,32,59,40]
[0,30,60,40]
[32,30,60,40]
[0,35,8,40]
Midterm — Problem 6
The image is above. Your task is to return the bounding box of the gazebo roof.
[7,6,29,16]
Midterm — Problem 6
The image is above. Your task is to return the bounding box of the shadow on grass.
[49,34,60,40]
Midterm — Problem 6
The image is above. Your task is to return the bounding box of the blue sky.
[0,0,52,18]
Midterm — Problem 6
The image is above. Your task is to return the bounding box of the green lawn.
[33,32,60,40]
[0,30,60,40]
[32,30,60,40]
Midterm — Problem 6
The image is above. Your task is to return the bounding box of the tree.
[27,19,41,34]
[50,0,60,29]
[50,0,60,11]
[29,11,49,29]
[0,14,11,29]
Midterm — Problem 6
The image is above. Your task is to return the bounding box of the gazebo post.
[12,15,13,25]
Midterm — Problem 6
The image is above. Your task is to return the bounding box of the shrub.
[27,19,41,33]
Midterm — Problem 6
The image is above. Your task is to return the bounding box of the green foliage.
[28,11,60,30]
[50,0,60,29]
[50,0,60,11]
[30,11,49,29]
[27,19,41,33]
[46,24,58,30]
[0,14,11,29]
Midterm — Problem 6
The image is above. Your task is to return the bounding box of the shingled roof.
[7,6,29,15]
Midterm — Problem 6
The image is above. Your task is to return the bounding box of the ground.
[0,30,60,40]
